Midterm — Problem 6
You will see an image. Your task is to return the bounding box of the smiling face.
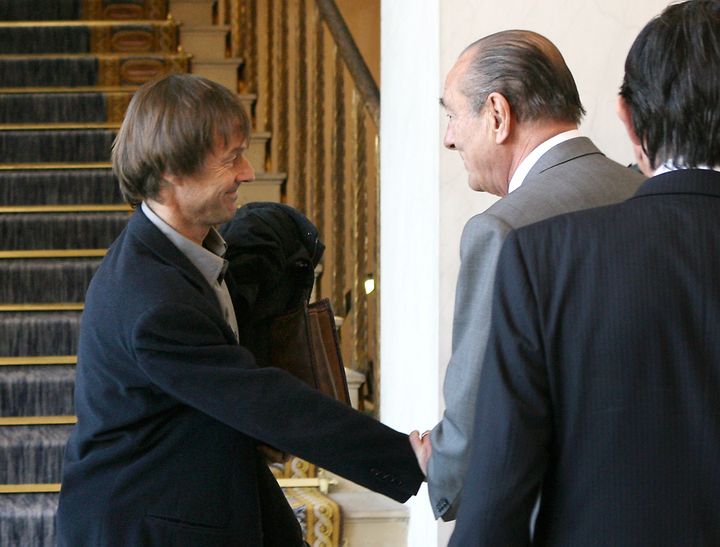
[441,52,509,196]
[167,132,255,243]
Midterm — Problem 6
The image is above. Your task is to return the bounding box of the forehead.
[442,52,473,109]
[213,129,248,151]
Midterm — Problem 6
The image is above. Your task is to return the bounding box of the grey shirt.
[141,202,239,341]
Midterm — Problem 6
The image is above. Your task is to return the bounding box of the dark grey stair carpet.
[0,129,114,163]
[0,93,109,124]
[0,259,100,304]
[0,366,75,417]
[0,0,81,21]
[0,211,129,250]
[0,57,98,87]
[0,425,73,483]
[0,312,81,357]
[0,27,90,55]
[0,169,121,206]
[0,493,59,547]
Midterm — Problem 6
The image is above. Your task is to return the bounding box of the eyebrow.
[439,97,446,108]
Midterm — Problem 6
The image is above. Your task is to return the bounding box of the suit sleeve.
[428,213,514,519]
[449,231,551,547]
[130,302,424,502]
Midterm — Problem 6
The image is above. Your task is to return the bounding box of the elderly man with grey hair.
[409,30,645,520]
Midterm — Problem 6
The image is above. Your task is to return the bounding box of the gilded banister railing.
[225,0,380,412]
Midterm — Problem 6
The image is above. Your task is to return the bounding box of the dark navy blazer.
[57,208,422,546]
[451,170,720,546]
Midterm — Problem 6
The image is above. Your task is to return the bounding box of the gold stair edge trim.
[191,57,243,65]
[0,162,111,170]
[0,478,336,495]
[180,24,231,32]
[0,303,84,312]
[0,86,139,93]
[0,249,107,259]
[277,477,336,494]
[0,88,255,98]
[0,20,175,28]
[0,356,77,366]
[0,416,77,426]
[0,122,119,130]
[0,125,267,136]
[0,204,130,213]
[0,484,61,494]
[0,53,191,60]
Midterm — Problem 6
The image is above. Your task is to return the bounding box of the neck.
[145,198,209,245]
[506,120,577,181]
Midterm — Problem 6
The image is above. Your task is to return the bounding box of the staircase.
[0,0,290,544]
[0,0,404,544]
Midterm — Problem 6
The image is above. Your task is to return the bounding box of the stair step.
[0,168,119,206]
[0,311,81,357]
[0,92,132,122]
[0,21,178,55]
[0,0,168,21]
[0,258,101,304]
[0,162,112,171]
[0,127,268,167]
[0,128,115,163]
[0,52,190,87]
[1,363,75,415]
[0,417,77,426]
[0,250,106,259]
[0,356,77,366]
[0,211,129,250]
[0,89,254,125]
[0,492,59,547]
[0,425,73,483]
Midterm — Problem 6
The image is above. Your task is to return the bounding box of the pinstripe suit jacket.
[450,169,720,546]
[428,137,645,519]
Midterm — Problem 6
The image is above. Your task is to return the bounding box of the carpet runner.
[0,1,341,545]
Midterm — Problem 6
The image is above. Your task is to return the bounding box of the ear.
[485,92,512,145]
[616,95,641,146]
[616,95,654,176]
[161,172,183,187]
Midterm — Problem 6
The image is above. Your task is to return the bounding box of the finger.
[409,430,422,451]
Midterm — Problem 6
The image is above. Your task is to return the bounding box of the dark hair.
[112,73,251,207]
[620,0,720,169]
[461,30,585,124]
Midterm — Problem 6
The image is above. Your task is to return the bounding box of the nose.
[443,125,456,150]
[237,156,255,182]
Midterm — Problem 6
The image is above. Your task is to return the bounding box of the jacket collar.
[631,168,720,200]
[526,136,603,179]
[127,207,216,297]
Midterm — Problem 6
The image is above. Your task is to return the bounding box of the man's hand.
[257,444,290,464]
[409,430,432,476]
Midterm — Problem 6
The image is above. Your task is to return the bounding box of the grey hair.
[460,30,585,124]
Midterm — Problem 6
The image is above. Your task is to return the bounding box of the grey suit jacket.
[427,137,645,520]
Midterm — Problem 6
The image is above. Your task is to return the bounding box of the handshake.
[409,429,432,476]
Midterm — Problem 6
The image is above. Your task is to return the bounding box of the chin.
[467,176,486,193]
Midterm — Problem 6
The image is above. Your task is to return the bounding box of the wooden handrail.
[314,0,379,127]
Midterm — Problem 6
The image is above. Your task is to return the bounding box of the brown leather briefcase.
[268,298,351,405]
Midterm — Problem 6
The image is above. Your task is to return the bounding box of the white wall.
[381,1,671,546]
[380,1,441,544]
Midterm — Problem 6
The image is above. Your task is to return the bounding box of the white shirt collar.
[508,129,581,194]
[653,160,720,176]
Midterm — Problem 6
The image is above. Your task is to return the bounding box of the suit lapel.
[126,208,227,321]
